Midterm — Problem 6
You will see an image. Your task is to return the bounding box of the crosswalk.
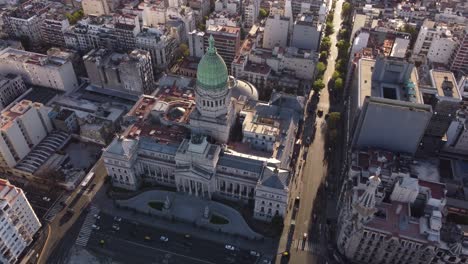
[291,239,326,255]
[75,206,100,247]
[43,195,67,222]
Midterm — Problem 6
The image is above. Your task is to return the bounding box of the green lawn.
[148,201,164,211]
[210,214,229,225]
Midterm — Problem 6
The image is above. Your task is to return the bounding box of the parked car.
[42,197,51,202]
[92,224,100,230]
[113,216,122,222]
[160,236,169,242]
[112,224,120,231]
[250,250,260,257]
[94,214,100,219]
[225,245,235,251]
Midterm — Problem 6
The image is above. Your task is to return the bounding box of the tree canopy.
[313,79,325,92]
[259,8,269,19]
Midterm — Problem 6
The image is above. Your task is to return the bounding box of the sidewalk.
[92,185,278,256]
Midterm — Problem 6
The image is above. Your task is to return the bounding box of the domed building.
[190,35,258,143]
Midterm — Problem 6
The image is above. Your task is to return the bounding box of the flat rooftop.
[358,58,422,107]
[430,70,461,100]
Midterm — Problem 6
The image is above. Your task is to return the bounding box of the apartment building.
[136,27,178,73]
[413,20,458,64]
[291,12,322,51]
[0,100,53,171]
[0,75,27,111]
[262,14,290,49]
[84,49,155,95]
[0,48,78,93]
[451,28,468,76]
[0,179,41,264]
[205,25,241,74]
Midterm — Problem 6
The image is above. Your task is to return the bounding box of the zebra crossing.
[291,239,326,255]
[75,206,100,247]
[43,195,67,222]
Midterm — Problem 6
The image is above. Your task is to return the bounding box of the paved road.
[86,212,262,264]
[38,159,108,264]
[276,0,344,263]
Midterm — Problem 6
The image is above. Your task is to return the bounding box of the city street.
[276,0,344,263]
[84,212,262,264]
[37,159,108,264]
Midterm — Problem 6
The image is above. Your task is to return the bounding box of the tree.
[325,22,334,36]
[259,8,269,19]
[313,79,325,92]
[334,77,343,91]
[341,2,352,20]
[179,43,189,57]
[327,112,341,129]
[320,37,331,52]
[316,62,326,77]
[399,24,418,47]
[319,51,328,62]
[336,40,350,58]
[326,13,334,24]
[66,9,84,25]
[338,29,349,40]
[332,71,341,81]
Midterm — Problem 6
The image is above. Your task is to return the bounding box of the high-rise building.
[84,49,155,95]
[291,12,322,51]
[450,28,468,76]
[0,74,27,111]
[351,57,432,155]
[413,20,458,64]
[188,30,205,58]
[40,8,71,48]
[0,48,79,93]
[0,100,53,170]
[113,14,141,52]
[205,25,241,74]
[136,28,178,73]
[243,0,260,28]
[262,14,290,49]
[1,1,49,50]
[0,179,41,264]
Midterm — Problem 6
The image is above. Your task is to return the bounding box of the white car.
[92,224,100,230]
[225,245,235,251]
[94,214,101,219]
[42,197,51,202]
[114,216,122,222]
[160,236,169,242]
[112,224,120,231]
[250,250,260,257]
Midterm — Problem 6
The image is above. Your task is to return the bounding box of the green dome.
[196,35,228,91]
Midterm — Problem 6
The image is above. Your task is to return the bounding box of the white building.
[413,20,457,64]
[0,74,27,111]
[102,37,303,222]
[0,48,79,93]
[243,0,260,28]
[188,30,205,58]
[0,179,41,264]
[0,100,53,170]
[291,12,322,51]
[262,14,290,49]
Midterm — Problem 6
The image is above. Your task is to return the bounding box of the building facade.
[0,48,78,93]
[0,74,27,111]
[0,179,41,264]
[262,14,290,49]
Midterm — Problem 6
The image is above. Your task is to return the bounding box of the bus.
[81,172,95,188]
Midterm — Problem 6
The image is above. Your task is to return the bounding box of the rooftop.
[0,48,69,67]
[430,70,461,99]
[0,100,43,130]
[357,58,422,107]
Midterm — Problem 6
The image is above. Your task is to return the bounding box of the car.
[92,224,100,230]
[94,214,100,219]
[317,109,324,117]
[306,136,311,145]
[303,233,308,239]
[112,224,120,231]
[42,196,51,202]
[225,245,235,251]
[160,236,169,242]
[250,250,260,257]
[184,234,191,239]
[113,216,122,222]
[144,236,152,241]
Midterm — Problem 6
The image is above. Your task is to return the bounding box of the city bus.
[81,172,95,188]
